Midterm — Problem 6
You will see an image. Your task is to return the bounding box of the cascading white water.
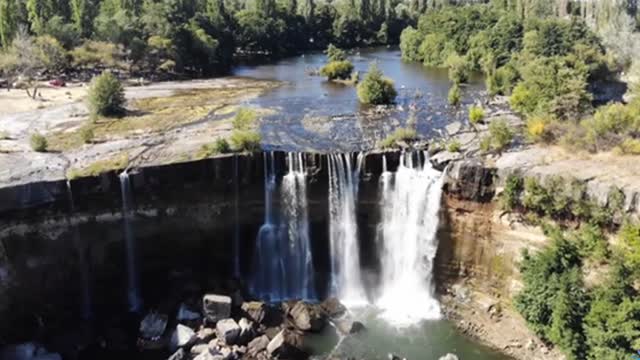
[280,153,316,300]
[119,171,142,312]
[251,153,315,301]
[66,180,92,320]
[327,153,367,306]
[376,152,443,326]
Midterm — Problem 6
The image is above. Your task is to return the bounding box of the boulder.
[139,312,168,339]
[246,335,269,357]
[241,302,266,324]
[167,348,187,360]
[289,301,325,332]
[439,354,459,360]
[190,343,209,356]
[197,327,216,343]
[203,294,232,325]
[320,298,346,318]
[238,318,255,344]
[170,324,197,349]
[266,329,304,359]
[335,318,365,335]
[216,319,241,345]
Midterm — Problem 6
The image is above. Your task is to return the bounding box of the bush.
[198,138,231,158]
[469,105,485,126]
[620,221,640,269]
[399,27,423,62]
[325,44,346,62]
[357,63,397,105]
[447,139,462,152]
[70,41,124,68]
[571,223,609,261]
[80,127,94,144]
[447,53,471,84]
[378,127,417,148]
[481,118,514,152]
[526,116,554,143]
[30,133,48,152]
[230,130,261,152]
[615,138,640,155]
[320,60,354,81]
[500,174,524,211]
[448,84,461,106]
[88,72,126,117]
[232,108,258,130]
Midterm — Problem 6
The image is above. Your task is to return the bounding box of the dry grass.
[66,153,129,179]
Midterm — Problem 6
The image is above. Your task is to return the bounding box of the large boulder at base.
[320,298,347,318]
[289,301,326,332]
[241,301,282,327]
[139,312,169,339]
[216,319,241,345]
[246,335,269,357]
[167,348,187,360]
[335,318,366,335]
[170,324,197,350]
[266,329,305,359]
[203,294,232,325]
[439,354,459,360]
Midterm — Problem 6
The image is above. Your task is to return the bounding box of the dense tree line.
[0,0,416,77]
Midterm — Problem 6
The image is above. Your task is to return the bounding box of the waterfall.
[251,153,316,301]
[280,153,316,300]
[328,153,367,306]
[376,152,443,326]
[251,152,283,301]
[119,171,142,312]
[66,181,92,321]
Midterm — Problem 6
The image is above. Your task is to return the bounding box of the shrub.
[230,130,261,152]
[481,118,514,152]
[448,84,461,106]
[357,63,397,105]
[198,138,231,158]
[526,116,553,143]
[500,174,524,211]
[378,127,417,148]
[80,127,94,144]
[30,133,48,152]
[447,53,471,84]
[399,27,423,62]
[620,221,640,269]
[71,41,124,68]
[232,108,258,130]
[469,105,485,126]
[615,138,640,155]
[325,44,346,62]
[571,223,609,261]
[320,60,354,81]
[447,139,462,152]
[88,72,126,117]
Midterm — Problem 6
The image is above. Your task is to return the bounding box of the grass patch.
[66,153,129,179]
[378,127,418,148]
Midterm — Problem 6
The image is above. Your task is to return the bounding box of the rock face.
[288,301,325,332]
[266,329,304,359]
[216,319,241,345]
[203,294,232,324]
[241,301,267,324]
[319,298,346,318]
[445,159,496,202]
[246,335,269,357]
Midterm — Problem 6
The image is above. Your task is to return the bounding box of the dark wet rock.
[177,303,201,322]
[266,329,305,359]
[167,348,187,360]
[203,294,232,325]
[431,151,463,170]
[289,301,325,332]
[170,324,197,349]
[388,353,406,360]
[320,297,346,318]
[216,319,241,345]
[444,159,496,202]
[241,301,267,324]
[335,318,365,335]
[139,312,168,339]
[238,318,256,344]
[246,335,269,357]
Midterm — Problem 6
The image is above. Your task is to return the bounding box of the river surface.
[234,47,486,152]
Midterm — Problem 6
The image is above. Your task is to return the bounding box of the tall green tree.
[0,0,16,48]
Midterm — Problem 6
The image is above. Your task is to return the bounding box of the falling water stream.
[327,153,367,306]
[376,152,443,325]
[119,171,142,312]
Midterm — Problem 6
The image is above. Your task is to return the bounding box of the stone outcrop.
[204,294,232,325]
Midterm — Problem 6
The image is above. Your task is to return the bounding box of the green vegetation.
[500,173,524,212]
[468,105,485,126]
[447,84,461,106]
[480,119,513,153]
[80,126,94,144]
[446,139,461,153]
[229,107,261,152]
[66,153,129,179]
[320,60,354,81]
[88,72,126,117]
[357,63,397,105]
[0,0,414,79]
[29,133,47,152]
[197,138,231,159]
[378,127,417,148]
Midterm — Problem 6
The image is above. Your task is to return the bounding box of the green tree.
[0,0,16,48]
[325,43,346,62]
[357,63,397,105]
[320,60,353,80]
[88,72,126,117]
